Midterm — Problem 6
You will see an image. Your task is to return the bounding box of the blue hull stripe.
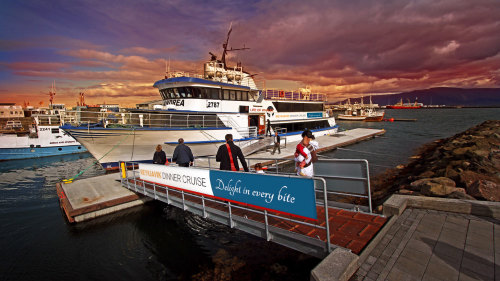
[0,145,87,161]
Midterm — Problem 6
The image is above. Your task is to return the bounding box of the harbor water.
[1,108,499,280]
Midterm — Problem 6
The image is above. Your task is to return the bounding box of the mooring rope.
[62,128,136,183]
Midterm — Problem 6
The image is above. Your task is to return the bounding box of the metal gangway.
[118,157,386,258]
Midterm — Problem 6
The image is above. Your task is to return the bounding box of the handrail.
[196,156,372,212]
[61,110,228,129]
[262,89,327,101]
[119,160,335,256]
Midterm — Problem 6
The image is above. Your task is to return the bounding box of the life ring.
[279,90,285,98]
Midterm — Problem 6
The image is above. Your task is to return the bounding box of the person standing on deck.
[271,130,281,155]
[172,138,194,167]
[153,144,167,165]
[216,134,249,172]
[266,119,272,136]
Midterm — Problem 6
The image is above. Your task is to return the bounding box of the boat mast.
[220,23,249,69]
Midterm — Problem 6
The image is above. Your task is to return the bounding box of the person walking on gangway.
[153,144,167,165]
[216,134,249,172]
[172,138,194,167]
[271,130,281,155]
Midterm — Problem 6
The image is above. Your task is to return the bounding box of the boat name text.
[164,99,185,106]
[207,101,220,108]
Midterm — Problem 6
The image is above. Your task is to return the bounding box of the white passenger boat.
[0,114,87,160]
[61,34,337,170]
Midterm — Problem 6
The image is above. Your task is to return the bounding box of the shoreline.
[371,120,500,206]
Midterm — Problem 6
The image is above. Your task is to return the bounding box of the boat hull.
[337,115,366,121]
[65,125,338,170]
[0,125,87,161]
[385,105,421,109]
[64,127,242,170]
[364,112,385,122]
[0,145,86,160]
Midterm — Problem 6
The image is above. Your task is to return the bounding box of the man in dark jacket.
[216,134,249,172]
[172,138,194,167]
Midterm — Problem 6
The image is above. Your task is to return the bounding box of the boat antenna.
[165,57,171,79]
[48,80,56,108]
[220,22,249,69]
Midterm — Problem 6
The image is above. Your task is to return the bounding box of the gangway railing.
[119,160,335,258]
[198,156,372,213]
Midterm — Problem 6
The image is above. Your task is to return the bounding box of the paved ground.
[351,208,499,281]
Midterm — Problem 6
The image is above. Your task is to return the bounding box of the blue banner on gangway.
[139,164,317,220]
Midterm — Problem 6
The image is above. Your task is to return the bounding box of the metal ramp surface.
[241,136,272,156]
[122,177,386,258]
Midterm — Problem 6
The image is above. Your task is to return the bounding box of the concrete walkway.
[350,208,499,281]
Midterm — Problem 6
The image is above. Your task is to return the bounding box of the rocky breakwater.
[373,120,500,203]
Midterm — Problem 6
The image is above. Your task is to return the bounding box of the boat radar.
[204,23,250,84]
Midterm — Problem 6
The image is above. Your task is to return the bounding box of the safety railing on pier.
[118,157,375,258]
[200,157,372,213]
[119,160,334,258]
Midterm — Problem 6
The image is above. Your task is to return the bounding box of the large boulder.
[451,146,474,158]
[467,180,500,201]
[448,190,476,200]
[410,177,459,196]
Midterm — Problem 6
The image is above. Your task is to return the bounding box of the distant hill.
[334,87,500,107]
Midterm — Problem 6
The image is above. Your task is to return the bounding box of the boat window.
[178,87,186,98]
[164,88,172,98]
[159,90,166,100]
[236,91,242,101]
[51,128,59,134]
[223,89,230,100]
[230,90,236,100]
[209,88,220,99]
[249,91,258,101]
[192,87,202,98]
[272,102,323,112]
[277,120,330,133]
[173,88,180,98]
[242,91,248,101]
[185,87,193,98]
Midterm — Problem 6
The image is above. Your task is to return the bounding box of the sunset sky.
[1,0,499,107]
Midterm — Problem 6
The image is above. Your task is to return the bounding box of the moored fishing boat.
[386,98,422,109]
[337,96,384,122]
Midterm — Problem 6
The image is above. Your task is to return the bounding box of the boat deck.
[195,128,385,168]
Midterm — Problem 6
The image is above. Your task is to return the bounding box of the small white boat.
[0,114,87,161]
